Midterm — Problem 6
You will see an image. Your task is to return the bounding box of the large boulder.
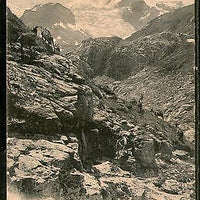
[7,137,78,199]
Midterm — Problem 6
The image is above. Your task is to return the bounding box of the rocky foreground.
[7,136,195,200]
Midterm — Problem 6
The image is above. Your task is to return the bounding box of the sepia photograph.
[4,0,198,199]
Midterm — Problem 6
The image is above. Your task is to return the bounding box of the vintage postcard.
[4,0,198,199]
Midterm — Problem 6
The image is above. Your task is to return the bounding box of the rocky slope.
[7,7,195,200]
[76,4,195,146]
[78,36,122,77]
[127,4,195,40]
[20,3,89,52]
[7,57,195,197]
[118,0,185,30]
[7,7,28,44]
[76,5,194,78]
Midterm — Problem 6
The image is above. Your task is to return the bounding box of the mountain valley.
[6,3,196,200]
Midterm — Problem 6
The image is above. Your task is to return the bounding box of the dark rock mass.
[7,7,28,44]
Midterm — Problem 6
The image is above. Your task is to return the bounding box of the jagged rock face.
[7,52,116,165]
[7,7,27,44]
[120,0,160,30]
[8,54,86,135]
[7,9,57,63]
[77,36,122,77]
[77,32,194,80]
[108,32,194,79]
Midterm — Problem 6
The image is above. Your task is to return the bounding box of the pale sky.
[8,0,195,17]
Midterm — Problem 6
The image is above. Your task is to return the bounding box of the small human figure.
[137,94,144,113]
[115,135,129,159]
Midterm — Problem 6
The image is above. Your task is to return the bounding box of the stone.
[18,155,41,171]
[142,183,186,200]
[93,161,112,174]
[134,139,156,167]
[172,150,189,160]
[161,179,183,195]
[159,140,173,161]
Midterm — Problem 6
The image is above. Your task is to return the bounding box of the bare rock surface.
[7,138,195,200]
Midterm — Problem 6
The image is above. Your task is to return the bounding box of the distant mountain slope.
[21,3,75,27]
[76,4,195,135]
[8,0,189,39]
[119,0,160,30]
[20,3,89,52]
[127,4,194,40]
[76,4,194,79]
[115,0,185,30]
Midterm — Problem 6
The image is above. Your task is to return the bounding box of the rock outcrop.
[7,7,27,44]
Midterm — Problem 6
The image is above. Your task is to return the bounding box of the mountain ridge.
[20,3,89,52]
[10,0,191,42]
[127,4,194,40]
